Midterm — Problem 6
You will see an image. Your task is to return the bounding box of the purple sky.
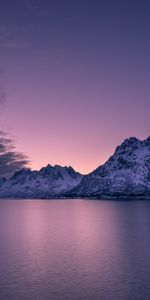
[0,0,150,174]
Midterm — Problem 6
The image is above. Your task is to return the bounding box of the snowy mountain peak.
[145,136,150,142]
[114,137,140,155]
[68,136,150,199]
[39,164,81,180]
[12,168,32,178]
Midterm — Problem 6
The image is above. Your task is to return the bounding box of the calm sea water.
[0,199,150,300]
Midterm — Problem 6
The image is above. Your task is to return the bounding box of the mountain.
[0,137,149,199]
[67,137,150,199]
[0,165,83,198]
[0,177,6,187]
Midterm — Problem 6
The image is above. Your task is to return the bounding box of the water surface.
[0,199,150,300]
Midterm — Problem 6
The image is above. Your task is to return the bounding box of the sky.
[0,0,150,175]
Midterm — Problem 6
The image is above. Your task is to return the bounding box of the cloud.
[64,16,83,22]
[0,88,6,105]
[18,0,41,11]
[2,41,30,49]
[0,69,6,106]
[0,23,30,50]
[18,0,51,16]
[0,131,30,178]
[0,25,10,39]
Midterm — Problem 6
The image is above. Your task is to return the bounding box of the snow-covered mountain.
[68,137,150,199]
[0,137,149,199]
[0,165,83,198]
[0,177,6,188]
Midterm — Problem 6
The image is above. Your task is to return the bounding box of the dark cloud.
[0,131,30,178]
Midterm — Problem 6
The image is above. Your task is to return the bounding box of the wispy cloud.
[0,88,6,105]
[0,22,30,50]
[0,25,10,39]
[0,131,30,178]
[2,41,30,49]
[18,0,52,16]
[18,0,41,11]
[64,16,83,22]
[0,70,6,105]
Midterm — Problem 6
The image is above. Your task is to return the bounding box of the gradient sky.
[0,0,150,174]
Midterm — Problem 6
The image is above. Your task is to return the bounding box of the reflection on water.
[0,199,150,300]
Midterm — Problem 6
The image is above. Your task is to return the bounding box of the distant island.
[0,136,149,199]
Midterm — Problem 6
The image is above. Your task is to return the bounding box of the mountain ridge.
[0,165,83,198]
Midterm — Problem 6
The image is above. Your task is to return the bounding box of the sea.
[0,199,150,300]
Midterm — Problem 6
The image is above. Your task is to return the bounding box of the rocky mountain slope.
[68,137,150,199]
[0,165,83,198]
